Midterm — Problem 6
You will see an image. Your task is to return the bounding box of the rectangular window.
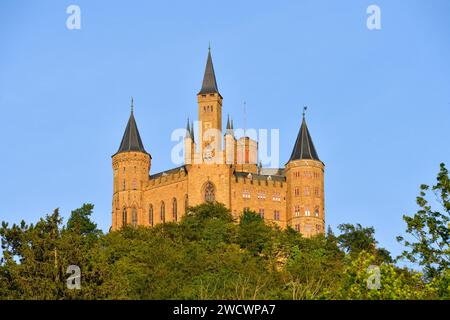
[274,210,280,221]
[294,205,300,217]
[259,208,265,219]
[305,207,311,216]
[295,224,300,232]
[257,192,266,200]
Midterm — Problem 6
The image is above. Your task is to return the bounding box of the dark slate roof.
[288,117,320,162]
[260,168,285,176]
[115,110,149,156]
[234,170,286,182]
[198,49,220,95]
[150,165,186,180]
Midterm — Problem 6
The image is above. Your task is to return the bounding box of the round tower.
[285,109,325,237]
[112,99,151,230]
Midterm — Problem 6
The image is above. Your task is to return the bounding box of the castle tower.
[236,136,258,173]
[197,48,223,163]
[285,109,325,236]
[111,99,151,230]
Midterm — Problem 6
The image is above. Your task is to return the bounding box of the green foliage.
[0,194,446,299]
[65,203,102,238]
[337,223,392,264]
[335,251,437,299]
[238,210,272,256]
[397,163,449,281]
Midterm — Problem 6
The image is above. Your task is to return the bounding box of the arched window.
[122,208,127,226]
[172,198,177,222]
[131,208,138,227]
[149,204,154,226]
[184,194,189,213]
[204,182,215,202]
[160,201,165,223]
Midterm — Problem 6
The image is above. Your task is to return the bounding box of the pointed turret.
[185,118,191,139]
[285,107,325,237]
[225,114,233,136]
[111,98,151,231]
[190,120,195,142]
[198,48,220,95]
[115,98,149,157]
[288,110,320,162]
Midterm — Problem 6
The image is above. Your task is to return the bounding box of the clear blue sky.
[0,0,449,260]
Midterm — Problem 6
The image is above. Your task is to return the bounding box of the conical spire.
[190,120,195,143]
[288,108,320,162]
[198,47,219,95]
[225,114,234,136]
[116,98,149,156]
[185,118,191,139]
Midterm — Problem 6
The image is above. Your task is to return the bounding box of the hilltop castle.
[111,49,325,237]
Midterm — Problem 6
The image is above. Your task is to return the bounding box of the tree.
[65,203,102,238]
[397,163,449,280]
[335,251,436,300]
[0,209,63,299]
[285,234,345,299]
[238,210,272,256]
[337,223,392,264]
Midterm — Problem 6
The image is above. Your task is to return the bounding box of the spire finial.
[208,42,211,52]
[131,97,134,113]
[302,106,307,118]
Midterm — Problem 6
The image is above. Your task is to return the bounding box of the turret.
[111,98,151,230]
[184,118,195,165]
[224,114,235,164]
[285,108,325,237]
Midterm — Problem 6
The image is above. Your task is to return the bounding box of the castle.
[111,49,325,237]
